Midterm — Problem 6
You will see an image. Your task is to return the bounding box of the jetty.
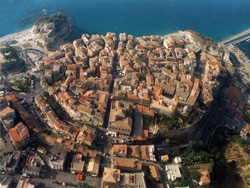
[221,28,250,45]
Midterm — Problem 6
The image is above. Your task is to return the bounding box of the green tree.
[193,102,199,109]
[243,146,249,153]
[208,161,214,173]
[170,111,177,119]
[172,146,180,156]
[43,91,50,98]
[83,183,89,188]
[56,109,63,118]
[29,75,36,80]
[47,78,54,86]
[190,169,200,181]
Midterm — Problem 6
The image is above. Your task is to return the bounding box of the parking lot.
[0,126,15,155]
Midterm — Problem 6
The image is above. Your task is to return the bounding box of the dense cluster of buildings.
[0,94,32,149]
[0,30,226,187]
[36,31,226,139]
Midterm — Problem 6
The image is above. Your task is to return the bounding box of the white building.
[165,164,182,181]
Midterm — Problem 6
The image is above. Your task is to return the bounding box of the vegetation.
[35,12,68,31]
[81,142,96,150]
[14,77,30,93]
[0,47,26,75]
[143,111,195,130]
[43,91,64,118]
[78,183,89,188]
[29,75,36,80]
[190,168,200,181]
[47,74,62,86]
[79,122,100,131]
[232,136,250,153]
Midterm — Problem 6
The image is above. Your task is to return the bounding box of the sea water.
[1,0,250,42]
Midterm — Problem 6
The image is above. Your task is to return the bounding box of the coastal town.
[0,13,250,188]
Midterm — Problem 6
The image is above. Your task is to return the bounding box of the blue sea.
[1,0,250,42]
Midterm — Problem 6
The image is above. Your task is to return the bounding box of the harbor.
[221,28,250,45]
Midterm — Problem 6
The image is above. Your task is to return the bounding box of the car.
[62,182,67,187]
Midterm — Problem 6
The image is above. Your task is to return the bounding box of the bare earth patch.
[224,143,250,188]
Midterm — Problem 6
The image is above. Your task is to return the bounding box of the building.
[141,145,156,161]
[9,122,30,149]
[199,171,211,186]
[77,125,96,146]
[0,176,12,188]
[161,155,169,162]
[22,153,45,177]
[102,167,121,186]
[120,172,147,188]
[86,154,100,177]
[113,144,127,158]
[0,106,15,130]
[108,101,133,136]
[49,142,67,171]
[150,100,176,117]
[70,154,85,174]
[16,179,35,188]
[0,151,21,173]
[113,157,142,172]
[149,166,161,181]
[34,94,51,115]
[165,164,182,181]
[174,156,182,164]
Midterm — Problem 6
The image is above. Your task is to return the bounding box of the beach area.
[0,27,50,56]
[0,28,33,45]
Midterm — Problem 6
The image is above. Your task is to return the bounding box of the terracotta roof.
[127,145,141,158]
[152,86,163,100]
[113,157,142,171]
[200,171,211,184]
[113,144,127,157]
[5,94,19,103]
[54,120,64,129]
[103,168,121,184]
[42,134,57,145]
[140,145,150,160]
[136,105,155,116]
[126,93,139,100]
[0,106,14,117]
[70,126,80,137]
[149,165,160,180]
[228,85,241,99]
[64,76,72,86]
[9,122,29,142]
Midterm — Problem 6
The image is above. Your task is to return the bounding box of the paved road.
[18,72,45,103]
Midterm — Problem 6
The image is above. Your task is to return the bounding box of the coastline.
[0,28,33,44]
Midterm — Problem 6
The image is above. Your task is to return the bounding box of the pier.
[221,28,250,45]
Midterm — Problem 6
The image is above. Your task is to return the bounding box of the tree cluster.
[47,74,62,86]
[0,47,26,75]
[43,91,64,118]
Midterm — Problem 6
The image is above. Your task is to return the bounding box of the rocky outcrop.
[32,13,72,50]
[186,30,222,55]
[186,30,236,75]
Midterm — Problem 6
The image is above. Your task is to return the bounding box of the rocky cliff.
[186,30,235,75]
[32,13,72,50]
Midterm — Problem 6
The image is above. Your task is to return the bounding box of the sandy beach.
[0,28,50,55]
[0,28,33,45]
